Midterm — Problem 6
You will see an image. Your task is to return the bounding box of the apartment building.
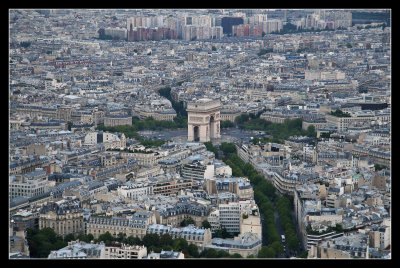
[159,201,209,228]
[146,250,185,259]
[260,112,301,124]
[368,218,391,250]
[308,233,369,259]
[100,244,147,259]
[100,153,117,167]
[9,169,51,199]
[48,240,105,259]
[86,212,155,240]
[232,24,263,38]
[134,166,163,180]
[11,210,39,231]
[152,179,193,196]
[220,109,241,122]
[261,19,283,34]
[207,209,220,232]
[294,183,323,249]
[146,224,170,237]
[351,145,390,167]
[39,199,84,238]
[218,202,241,234]
[206,232,262,258]
[214,162,232,177]
[240,205,262,239]
[205,177,254,201]
[325,113,375,132]
[273,169,319,196]
[139,109,177,121]
[302,119,328,131]
[104,114,132,127]
[181,162,214,181]
[119,151,161,167]
[104,27,127,40]
[305,70,346,81]
[117,182,154,201]
[168,225,212,250]
[158,158,182,174]
[84,131,126,148]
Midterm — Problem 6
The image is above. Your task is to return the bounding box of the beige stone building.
[39,200,84,238]
[308,233,369,259]
[119,151,161,167]
[168,225,212,251]
[10,169,52,199]
[302,119,328,130]
[100,244,147,259]
[158,201,209,228]
[187,98,221,142]
[325,113,375,132]
[104,114,132,127]
[138,109,177,121]
[260,112,301,124]
[207,232,262,258]
[86,212,155,240]
[152,179,193,196]
[240,206,262,239]
[308,244,351,259]
[220,109,241,122]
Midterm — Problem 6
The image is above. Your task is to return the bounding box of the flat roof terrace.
[186,98,221,112]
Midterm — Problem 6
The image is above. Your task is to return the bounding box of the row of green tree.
[26,226,246,259]
[219,142,305,257]
[374,164,389,171]
[20,41,32,48]
[234,110,266,124]
[204,141,281,250]
[204,141,239,161]
[220,120,235,128]
[216,142,287,258]
[329,109,351,117]
[204,141,219,157]
[204,141,305,257]
[158,87,188,117]
[26,228,95,258]
[235,115,316,140]
[257,48,274,56]
[96,121,168,148]
[275,196,300,253]
[320,131,333,139]
[93,231,244,258]
[131,116,187,130]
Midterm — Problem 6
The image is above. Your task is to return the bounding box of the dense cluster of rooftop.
[9,9,390,260]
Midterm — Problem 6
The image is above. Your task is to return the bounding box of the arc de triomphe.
[187,98,221,142]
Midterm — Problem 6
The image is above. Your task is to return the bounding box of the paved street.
[138,127,263,144]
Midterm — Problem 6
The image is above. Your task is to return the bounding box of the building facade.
[100,244,147,259]
[86,212,155,240]
[104,114,132,127]
[187,98,221,142]
[39,200,84,238]
[10,169,51,199]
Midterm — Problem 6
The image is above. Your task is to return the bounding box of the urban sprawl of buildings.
[9,9,391,259]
